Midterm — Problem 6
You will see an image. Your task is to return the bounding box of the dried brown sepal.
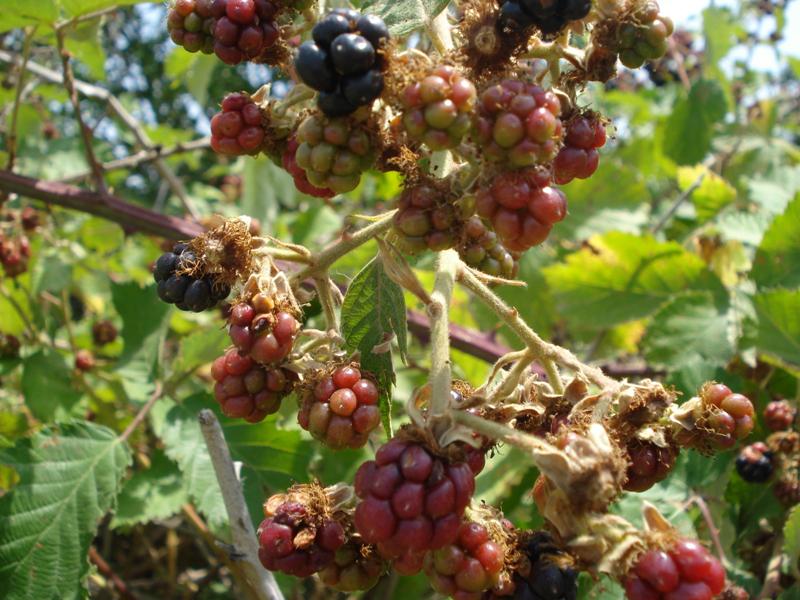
[181,217,255,288]
[238,265,303,319]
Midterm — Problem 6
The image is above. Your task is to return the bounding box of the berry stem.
[486,348,536,403]
[427,8,454,55]
[428,249,460,422]
[457,264,616,392]
[290,211,396,282]
[452,408,559,455]
[198,410,285,600]
[314,275,340,331]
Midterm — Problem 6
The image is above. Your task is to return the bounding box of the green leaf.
[0,421,131,600]
[111,450,188,529]
[21,349,83,421]
[150,395,315,531]
[0,0,58,30]
[663,80,728,165]
[112,282,171,403]
[676,165,736,222]
[341,256,407,435]
[753,193,800,289]
[754,289,800,370]
[61,0,155,17]
[242,157,298,230]
[784,504,800,575]
[642,292,734,373]
[172,327,230,376]
[362,0,448,36]
[543,232,720,329]
[702,7,743,84]
[746,166,800,216]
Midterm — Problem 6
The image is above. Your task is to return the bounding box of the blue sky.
[664,0,800,69]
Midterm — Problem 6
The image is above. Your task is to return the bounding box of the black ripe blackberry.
[294,10,389,117]
[735,442,774,484]
[513,532,578,600]
[153,243,230,312]
[499,0,591,35]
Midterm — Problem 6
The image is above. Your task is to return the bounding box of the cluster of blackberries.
[353,438,476,570]
[398,65,478,150]
[297,364,381,449]
[735,442,774,483]
[211,348,296,422]
[624,440,678,492]
[498,0,592,35]
[167,0,280,65]
[457,216,520,279]
[615,1,674,68]
[228,294,300,364]
[553,115,607,184]
[295,10,389,117]
[154,243,230,312]
[476,167,567,252]
[424,520,506,597]
[392,183,475,254]
[257,497,346,577]
[210,93,266,156]
[624,539,725,600]
[0,234,30,278]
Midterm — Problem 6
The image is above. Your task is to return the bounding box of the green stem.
[428,249,459,419]
[313,275,339,332]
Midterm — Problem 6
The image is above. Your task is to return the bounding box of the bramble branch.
[428,249,459,420]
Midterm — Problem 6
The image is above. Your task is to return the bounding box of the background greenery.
[0,0,798,598]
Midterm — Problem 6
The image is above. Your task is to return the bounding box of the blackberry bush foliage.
[6,1,800,600]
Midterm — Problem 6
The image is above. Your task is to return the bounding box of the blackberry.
[153,243,230,312]
[474,80,564,169]
[318,538,389,591]
[616,1,674,68]
[475,167,567,252]
[457,216,520,279]
[212,0,280,65]
[507,532,578,600]
[0,333,21,359]
[499,0,591,35]
[297,364,381,449]
[167,0,222,55]
[20,207,40,231]
[398,65,477,150]
[0,234,31,278]
[553,114,606,185]
[294,10,389,116]
[75,349,95,372]
[735,442,774,484]
[624,440,677,492]
[281,136,335,198]
[699,383,755,449]
[92,320,118,346]
[353,437,476,561]
[211,348,296,422]
[293,113,376,194]
[392,181,476,254]
[228,293,300,365]
[763,400,796,432]
[210,92,266,156]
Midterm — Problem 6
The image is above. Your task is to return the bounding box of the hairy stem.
[487,349,536,403]
[452,409,559,456]
[428,249,460,419]
[313,275,339,331]
[290,211,396,282]
[198,410,284,600]
[458,265,615,392]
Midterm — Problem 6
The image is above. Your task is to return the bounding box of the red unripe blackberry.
[624,539,725,600]
[293,113,376,194]
[211,348,295,422]
[698,383,755,448]
[424,520,506,597]
[353,438,475,558]
[282,136,335,198]
[75,349,95,372]
[318,539,389,591]
[553,115,606,184]
[0,235,31,278]
[209,0,280,64]
[210,92,266,156]
[297,364,382,449]
[763,400,796,432]
[399,65,477,150]
[0,333,21,359]
[475,168,566,252]
[624,440,677,492]
[257,495,346,577]
[167,0,222,56]
[227,293,300,365]
[474,80,563,169]
[392,182,476,254]
[20,207,40,231]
